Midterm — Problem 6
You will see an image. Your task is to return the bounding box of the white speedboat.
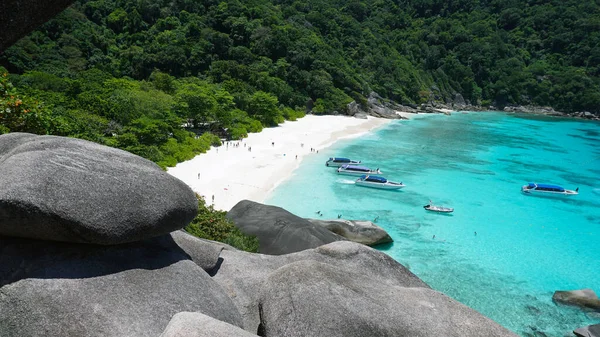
[521,183,578,196]
[326,157,361,167]
[424,204,454,213]
[355,175,405,190]
[337,165,381,176]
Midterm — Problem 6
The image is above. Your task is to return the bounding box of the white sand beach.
[167,115,395,211]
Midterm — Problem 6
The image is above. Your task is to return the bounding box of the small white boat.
[337,165,381,176]
[326,157,361,167]
[355,175,405,190]
[424,204,454,213]
[521,183,578,196]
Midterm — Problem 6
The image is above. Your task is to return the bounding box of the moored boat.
[355,175,405,190]
[337,165,381,176]
[326,157,361,167]
[424,204,454,213]
[521,182,578,196]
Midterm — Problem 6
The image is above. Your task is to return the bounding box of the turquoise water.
[266,112,600,336]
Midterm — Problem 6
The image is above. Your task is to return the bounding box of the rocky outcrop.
[175,234,515,336]
[503,106,600,120]
[0,133,197,245]
[552,289,600,311]
[346,92,416,119]
[306,218,392,246]
[0,234,243,337]
[160,312,256,337]
[226,200,345,255]
[258,260,515,337]
[453,93,467,109]
[574,324,600,337]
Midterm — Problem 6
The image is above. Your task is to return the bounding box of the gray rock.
[453,93,466,108]
[0,234,242,337]
[346,92,406,119]
[0,133,197,245]
[160,312,257,337]
[574,324,600,337]
[552,289,600,311]
[306,219,392,246]
[583,111,595,118]
[226,200,345,255]
[170,230,228,273]
[346,101,361,116]
[199,240,429,331]
[368,92,383,100]
[354,112,369,119]
[258,260,516,337]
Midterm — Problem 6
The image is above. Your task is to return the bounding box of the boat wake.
[338,179,357,184]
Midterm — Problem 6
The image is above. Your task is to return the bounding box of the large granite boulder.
[160,312,257,337]
[226,200,345,255]
[552,289,600,311]
[258,260,516,337]
[175,233,426,332]
[0,234,242,337]
[453,93,467,109]
[574,324,600,337]
[0,133,197,245]
[306,218,393,246]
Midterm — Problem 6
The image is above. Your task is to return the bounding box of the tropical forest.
[1,0,599,168]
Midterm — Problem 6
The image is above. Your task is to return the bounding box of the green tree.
[247,91,282,126]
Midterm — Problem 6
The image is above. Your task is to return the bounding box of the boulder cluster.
[226,200,392,255]
[0,133,519,336]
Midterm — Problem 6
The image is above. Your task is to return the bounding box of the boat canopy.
[331,157,351,162]
[341,165,371,172]
[528,182,565,192]
[359,175,388,183]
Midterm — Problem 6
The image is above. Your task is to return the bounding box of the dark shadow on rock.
[207,257,224,277]
[0,233,189,287]
[371,241,394,250]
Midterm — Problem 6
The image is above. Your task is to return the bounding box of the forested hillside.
[1,0,599,166]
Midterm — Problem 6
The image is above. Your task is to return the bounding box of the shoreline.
[167,115,395,211]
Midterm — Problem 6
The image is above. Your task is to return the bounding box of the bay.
[266,112,600,336]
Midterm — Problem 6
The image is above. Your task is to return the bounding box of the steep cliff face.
[0,0,75,52]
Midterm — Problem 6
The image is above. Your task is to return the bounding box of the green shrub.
[184,194,259,253]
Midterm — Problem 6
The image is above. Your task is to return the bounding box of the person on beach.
[272,142,274,146]
[295,155,298,159]
[197,173,200,179]
[212,195,215,203]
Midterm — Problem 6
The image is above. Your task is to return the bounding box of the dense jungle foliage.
[2,0,600,166]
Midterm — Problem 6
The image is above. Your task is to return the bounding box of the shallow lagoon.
[266,112,600,336]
